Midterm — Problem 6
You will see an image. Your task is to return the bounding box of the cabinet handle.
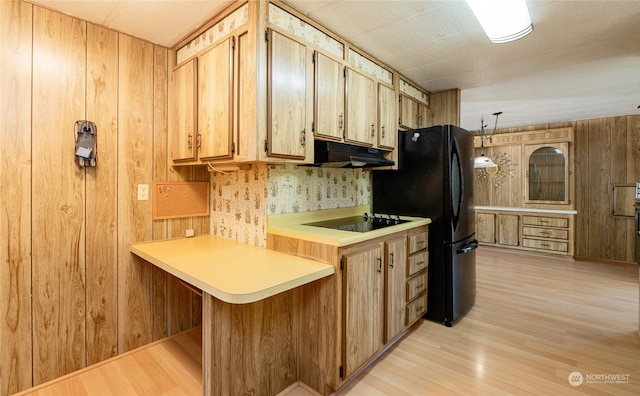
[389,252,394,268]
[187,133,193,150]
[416,240,425,246]
[416,305,423,312]
[377,257,382,273]
[370,123,375,137]
[301,128,306,147]
[417,283,424,289]
[381,125,385,139]
[416,260,425,267]
[196,133,202,150]
[338,114,343,130]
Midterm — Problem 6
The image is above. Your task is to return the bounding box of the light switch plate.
[137,184,149,201]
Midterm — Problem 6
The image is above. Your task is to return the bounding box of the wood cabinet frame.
[474,127,575,210]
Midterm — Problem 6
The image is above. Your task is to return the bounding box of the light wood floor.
[13,327,203,396]
[14,248,639,395]
[336,247,640,395]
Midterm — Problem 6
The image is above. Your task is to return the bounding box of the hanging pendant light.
[474,112,501,170]
[466,0,533,44]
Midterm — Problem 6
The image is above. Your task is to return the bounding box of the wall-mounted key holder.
[75,120,97,167]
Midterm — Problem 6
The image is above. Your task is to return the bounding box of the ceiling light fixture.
[466,0,533,44]
[474,112,502,170]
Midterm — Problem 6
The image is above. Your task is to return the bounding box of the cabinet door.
[378,84,397,149]
[198,38,234,160]
[524,142,570,205]
[267,29,307,159]
[417,102,431,128]
[345,68,376,146]
[169,58,197,162]
[385,236,407,342]
[498,214,519,246]
[343,244,384,377]
[476,212,496,244]
[313,51,344,141]
[399,95,418,130]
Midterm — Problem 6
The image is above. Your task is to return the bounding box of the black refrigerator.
[372,125,477,327]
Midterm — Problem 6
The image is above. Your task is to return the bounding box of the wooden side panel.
[474,145,522,207]
[0,1,33,393]
[31,6,87,385]
[116,34,155,353]
[203,292,297,396]
[574,120,589,257]
[610,117,631,262]
[266,234,340,393]
[430,89,460,126]
[586,118,612,259]
[85,22,119,366]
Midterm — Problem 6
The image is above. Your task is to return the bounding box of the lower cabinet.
[266,223,429,391]
[341,225,428,379]
[342,243,384,377]
[476,209,574,256]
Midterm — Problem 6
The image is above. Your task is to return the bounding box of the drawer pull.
[416,283,424,289]
[416,260,425,267]
[415,305,423,312]
[416,240,425,245]
[390,252,394,268]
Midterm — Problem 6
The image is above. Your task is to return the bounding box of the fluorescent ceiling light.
[466,0,533,43]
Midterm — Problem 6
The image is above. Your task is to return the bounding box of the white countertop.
[267,205,431,246]
[130,235,334,304]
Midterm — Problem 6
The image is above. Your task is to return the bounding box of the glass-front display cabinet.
[524,142,570,205]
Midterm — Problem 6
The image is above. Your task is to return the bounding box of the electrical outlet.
[137,184,149,201]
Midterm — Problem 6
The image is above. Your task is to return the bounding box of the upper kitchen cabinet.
[345,67,377,146]
[266,29,308,159]
[313,50,344,141]
[198,38,234,160]
[398,79,432,130]
[377,84,397,150]
[170,38,235,164]
[168,1,446,167]
[170,59,197,162]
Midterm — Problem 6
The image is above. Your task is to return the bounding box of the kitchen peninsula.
[129,205,430,395]
[130,236,333,395]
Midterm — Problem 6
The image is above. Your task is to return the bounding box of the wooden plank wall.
[574,116,640,263]
[474,117,640,263]
[0,2,205,395]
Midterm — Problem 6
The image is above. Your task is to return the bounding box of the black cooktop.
[304,214,409,233]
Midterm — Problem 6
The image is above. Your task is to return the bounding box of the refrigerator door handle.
[456,239,479,254]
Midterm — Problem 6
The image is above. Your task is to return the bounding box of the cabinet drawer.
[522,226,568,240]
[522,215,568,228]
[406,293,427,326]
[408,231,428,254]
[522,237,568,252]
[406,271,427,302]
[407,251,428,276]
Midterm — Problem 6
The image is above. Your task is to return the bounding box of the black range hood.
[306,140,395,168]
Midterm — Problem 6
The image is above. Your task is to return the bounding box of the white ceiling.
[28,0,640,131]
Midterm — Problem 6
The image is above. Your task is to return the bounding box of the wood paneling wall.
[0,2,204,394]
[574,116,640,263]
[474,116,640,263]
